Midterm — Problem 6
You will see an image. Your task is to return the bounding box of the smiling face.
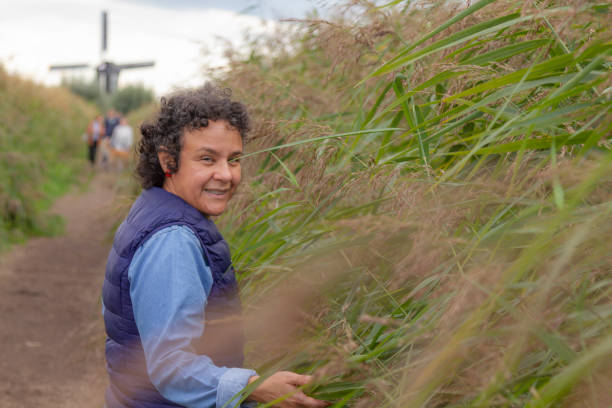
[160,120,243,216]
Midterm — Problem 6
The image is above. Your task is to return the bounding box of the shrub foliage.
[0,66,96,249]
[207,0,612,406]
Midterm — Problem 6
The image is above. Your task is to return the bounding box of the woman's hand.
[247,371,329,408]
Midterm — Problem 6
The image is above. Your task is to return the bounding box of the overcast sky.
[0,0,331,95]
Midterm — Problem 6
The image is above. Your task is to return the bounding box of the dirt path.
[0,173,122,407]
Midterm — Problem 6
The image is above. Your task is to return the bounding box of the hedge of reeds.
[205,0,612,406]
[0,66,96,250]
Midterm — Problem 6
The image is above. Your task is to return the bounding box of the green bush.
[62,77,102,104]
[0,66,96,250]
[62,78,154,115]
[111,84,154,115]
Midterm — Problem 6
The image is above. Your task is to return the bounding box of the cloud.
[117,0,318,18]
[0,0,281,95]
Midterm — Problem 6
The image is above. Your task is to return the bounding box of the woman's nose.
[213,160,232,181]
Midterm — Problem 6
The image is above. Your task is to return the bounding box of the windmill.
[49,11,154,94]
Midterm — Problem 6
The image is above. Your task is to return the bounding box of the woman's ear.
[157,150,172,173]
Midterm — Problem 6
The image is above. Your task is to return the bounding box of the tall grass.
[0,66,96,250]
[206,0,612,406]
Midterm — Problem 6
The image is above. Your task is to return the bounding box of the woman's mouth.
[204,189,229,196]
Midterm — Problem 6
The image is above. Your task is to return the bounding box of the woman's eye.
[201,156,213,163]
[229,157,241,165]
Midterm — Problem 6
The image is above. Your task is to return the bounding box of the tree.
[62,78,102,104]
[111,84,154,115]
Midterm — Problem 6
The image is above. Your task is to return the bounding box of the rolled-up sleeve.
[217,368,259,408]
[128,225,256,408]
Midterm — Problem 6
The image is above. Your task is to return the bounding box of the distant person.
[100,110,120,169]
[110,116,134,171]
[86,115,104,165]
[105,109,120,137]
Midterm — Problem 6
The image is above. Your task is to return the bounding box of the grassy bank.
[0,66,96,250]
[207,0,611,406]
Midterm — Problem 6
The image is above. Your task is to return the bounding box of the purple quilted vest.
[102,187,244,407]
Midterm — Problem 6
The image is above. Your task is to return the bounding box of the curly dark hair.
[136,83,250,189]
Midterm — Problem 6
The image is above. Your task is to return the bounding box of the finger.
[284,372,313,386]
[295,391,330,407]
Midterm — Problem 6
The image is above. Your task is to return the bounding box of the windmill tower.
[50,11,154,94]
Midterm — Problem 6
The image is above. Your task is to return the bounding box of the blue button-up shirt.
[127,224,256,408]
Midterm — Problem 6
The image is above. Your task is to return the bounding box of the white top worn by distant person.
[111,119,134,153]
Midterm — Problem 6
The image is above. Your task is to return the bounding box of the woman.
[102,85,328,408]
[86,115,104,165]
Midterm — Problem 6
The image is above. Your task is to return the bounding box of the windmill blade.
[117,61,155,70]
[49,63,90,71]
[102,11,108,53]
